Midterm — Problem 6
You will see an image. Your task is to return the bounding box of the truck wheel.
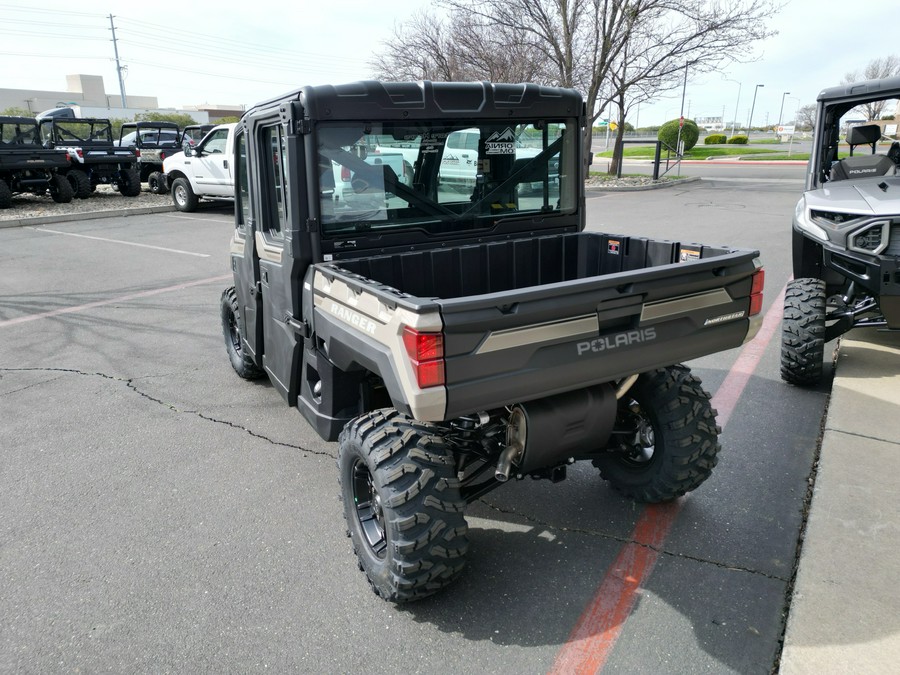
[781,278,826,386]
[593,365,720,503]
[119,168,142,197]
[147,171,168,194]
[172,177,199,212]
[0,179,11,208]
[221,287,264,379]
[48,174,74,203]
[338,410,469,603]
[66,170,92,199]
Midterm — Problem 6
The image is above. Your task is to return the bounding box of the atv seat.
[830,124,895,181]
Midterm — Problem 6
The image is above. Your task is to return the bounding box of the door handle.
[223,159,229,169]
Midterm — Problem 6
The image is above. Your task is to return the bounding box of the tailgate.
[439,249,760,418]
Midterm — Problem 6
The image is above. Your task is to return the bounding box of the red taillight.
[340,166,351,182]
[403,327,445,388]
[160,151,166,160]
[76,149,84,158]
[135,148,141,158]
[749,268,765,316]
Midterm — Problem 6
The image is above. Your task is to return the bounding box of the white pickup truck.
[162,123,236,212]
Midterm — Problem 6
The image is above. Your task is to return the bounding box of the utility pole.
[109,14,127,108]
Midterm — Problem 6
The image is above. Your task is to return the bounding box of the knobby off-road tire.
[593,365,721,503]
[48,173,74,203]
[66,169,92,199]
[0,179,12,208]
[119,168,142,197]
[172,177,198,212]
[220,286,264,380]
[781,278,826,386]
[338,410,469,603]
[147,171,168,194]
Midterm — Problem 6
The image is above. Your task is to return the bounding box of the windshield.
[44,120,112,145]
[816,97,900,186]
[317,119,576,236]
[0,121,39,145]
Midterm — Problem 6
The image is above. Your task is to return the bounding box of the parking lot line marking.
[27,227,211,257]
[0,274,231,329]
[549,283,787,675]
[168,215,234,224]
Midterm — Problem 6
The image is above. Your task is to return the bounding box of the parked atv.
[37,109,140,198]
[782,75,900,385]
[0,116,73,208]
[117,121,181,194]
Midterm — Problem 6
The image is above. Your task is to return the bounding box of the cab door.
[193,127,232,194]
[255,122,297,401]
[230,126,262,362]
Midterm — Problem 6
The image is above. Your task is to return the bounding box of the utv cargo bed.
[308,231,761,421]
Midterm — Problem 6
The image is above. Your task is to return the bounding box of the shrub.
[658,118,700,153]
[727,135,748,145]
[704,133,727,145]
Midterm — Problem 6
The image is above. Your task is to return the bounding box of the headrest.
[846,124,882,146]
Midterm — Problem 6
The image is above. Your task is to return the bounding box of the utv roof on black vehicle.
[0,116,38,125]
[243,80,585,121]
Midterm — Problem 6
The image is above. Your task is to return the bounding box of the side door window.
[235,129,252,229]
[261,124,288,239]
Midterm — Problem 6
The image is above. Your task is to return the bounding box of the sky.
[1,0,898,127]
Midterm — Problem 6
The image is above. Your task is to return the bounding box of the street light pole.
[747,84,764,136]
[778,91,791,127]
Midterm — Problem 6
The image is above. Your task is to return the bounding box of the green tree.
[658,118,699,154]
[213,116,241,124]
[1,106,34,117]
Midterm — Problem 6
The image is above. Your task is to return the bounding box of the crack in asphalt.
[478,498,790,583]
[0,367,334,459]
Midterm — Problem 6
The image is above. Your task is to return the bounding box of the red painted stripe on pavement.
[711,284,788,429]
[0,274,231,328]
[549,284,787,674]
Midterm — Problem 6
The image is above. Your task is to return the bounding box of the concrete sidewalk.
[780,328,900,673]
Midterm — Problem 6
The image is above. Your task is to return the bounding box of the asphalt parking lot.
[1,174,833,673]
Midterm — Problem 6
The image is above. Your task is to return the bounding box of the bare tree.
[842,55,900,120]
[795,104,817,131]
[440,0,779,165]
[370,10,548,83]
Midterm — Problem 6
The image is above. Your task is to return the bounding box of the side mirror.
[183,145,194,157]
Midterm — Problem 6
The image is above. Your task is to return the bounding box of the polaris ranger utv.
[221,81,765,602]
[117,121,182,194]
[782,75,900,385]
[37,111,140,198]
[0,116,73,208]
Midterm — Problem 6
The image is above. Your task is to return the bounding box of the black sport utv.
[0,116,73,208]
[117,121,181,194]
[37,110,140,199]
[782,75,900,385]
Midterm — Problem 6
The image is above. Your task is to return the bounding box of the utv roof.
[817,74,900,103]
[244,80,585,121]
[0,116,37,124]
[122,121,180,130]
